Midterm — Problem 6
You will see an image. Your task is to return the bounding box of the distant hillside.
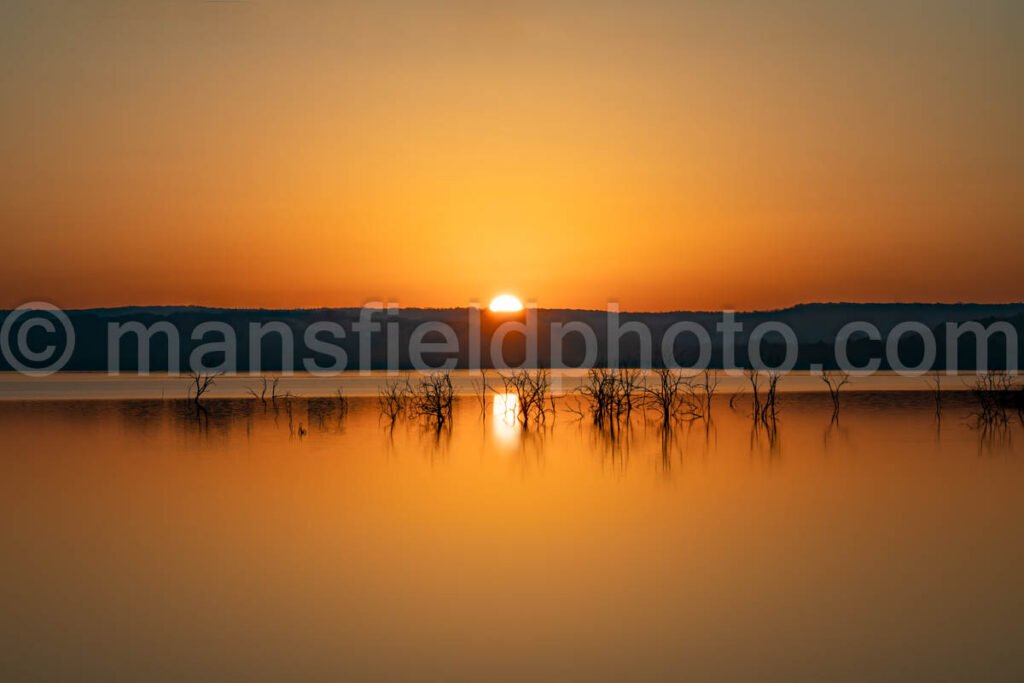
[2,303,1022,372]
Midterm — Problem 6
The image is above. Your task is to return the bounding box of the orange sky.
[1,1,1022,311]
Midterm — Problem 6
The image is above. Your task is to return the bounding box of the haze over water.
[2,394,1021,681]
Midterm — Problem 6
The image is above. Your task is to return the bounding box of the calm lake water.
[1,393,1022,681]
[0,370,976,401]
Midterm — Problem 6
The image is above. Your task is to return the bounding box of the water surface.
[1,394,1021,681]
[0,370,970,401]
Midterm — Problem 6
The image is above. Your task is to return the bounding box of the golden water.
[1,394,1021,681]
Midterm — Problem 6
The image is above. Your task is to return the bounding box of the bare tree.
[580,369,637,428]
[470,370,491,416]
[248,376,282,403]
[745,369,762,418]
[643,369,705,424]
[644,368,686,425]
[188,371,222,408]
[820,370,850,421]
[246,376,265,403]
[969,371,1019,426]
[499,369,551,428]
[926,371,942,418]
[579,368,616,427]
[760,370,782,423]
[615,369,643,422]
[412,370,455,429]
[700,369,720,417]
[579,368,669,434]
[378,377,412,424]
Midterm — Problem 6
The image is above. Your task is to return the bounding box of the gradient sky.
[1,0,1022,311]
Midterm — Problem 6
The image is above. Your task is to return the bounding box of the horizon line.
[5,300,1024,316]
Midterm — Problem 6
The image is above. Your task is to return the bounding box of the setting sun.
[488,294,524,313]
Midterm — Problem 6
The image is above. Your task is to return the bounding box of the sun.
[488,294,524,313]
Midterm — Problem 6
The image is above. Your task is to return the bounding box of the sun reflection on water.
[492,392,520,443]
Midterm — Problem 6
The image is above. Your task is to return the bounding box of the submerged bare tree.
[499,369,551,428]
[470,370,491,417]
[188,371,223,409]
[700,369,720,418]
[412,370,455,429]
[579,369,638,429]
[642,369,708,425]
[644,368,687,425]
[969,371,1021,427]
[378,377,412,425]
[926,371,943,418]
[760,370,782,423]
[745,369,762,419]
[246,376,269,403]
[615,369,643,422]
[820,370,850,421]
[245,375,288,406]
[741,368,782,426]
[579,368,617,427]
[580,368,722,432]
